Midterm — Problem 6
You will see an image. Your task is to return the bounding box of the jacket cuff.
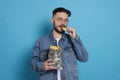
[37,62,47,74]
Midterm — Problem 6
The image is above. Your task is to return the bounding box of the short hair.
[53,7,71,17]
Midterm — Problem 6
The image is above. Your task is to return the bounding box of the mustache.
[59,24,66,27]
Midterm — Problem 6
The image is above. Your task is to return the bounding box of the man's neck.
[53,29,62,39]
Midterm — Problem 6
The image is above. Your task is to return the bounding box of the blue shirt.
[31,30,88,80]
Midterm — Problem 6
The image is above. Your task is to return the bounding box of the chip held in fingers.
[62,27,67,31]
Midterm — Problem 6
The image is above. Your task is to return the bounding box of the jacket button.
[70,48,72,51]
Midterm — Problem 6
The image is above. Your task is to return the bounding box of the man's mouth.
[59,24,65,28]
[62,27,67,31]
[59,25,67,31]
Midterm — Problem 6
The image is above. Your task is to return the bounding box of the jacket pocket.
[63,47,77,64]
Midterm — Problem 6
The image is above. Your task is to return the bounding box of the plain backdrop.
[0,0,120,80]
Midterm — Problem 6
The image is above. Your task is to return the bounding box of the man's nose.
[61,20,66,25]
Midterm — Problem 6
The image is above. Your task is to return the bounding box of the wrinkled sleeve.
[71,35,88,62]
[30,40,47,74]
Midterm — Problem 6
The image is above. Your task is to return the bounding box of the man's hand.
[43,59,56,70]
[67,27,76,38]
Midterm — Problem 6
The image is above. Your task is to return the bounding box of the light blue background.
[0,0,120,80]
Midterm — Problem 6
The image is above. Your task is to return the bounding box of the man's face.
[52,12,69,34]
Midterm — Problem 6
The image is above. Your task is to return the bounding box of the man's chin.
[54,28,64,34]
[57,30,65,34]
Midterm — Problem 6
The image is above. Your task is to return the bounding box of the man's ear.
[51,18,53,23]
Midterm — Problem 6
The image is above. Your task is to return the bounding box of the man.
[31,7,88,80]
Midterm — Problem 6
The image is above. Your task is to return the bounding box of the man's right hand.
[43,59,56,70]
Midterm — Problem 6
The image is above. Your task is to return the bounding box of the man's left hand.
[67,27,76,38]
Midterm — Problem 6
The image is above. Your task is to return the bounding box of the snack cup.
[48,45,63,70]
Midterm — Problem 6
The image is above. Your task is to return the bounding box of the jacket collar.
[49,29,66,41]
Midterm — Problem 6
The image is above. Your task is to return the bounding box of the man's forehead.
[54,12,68,18]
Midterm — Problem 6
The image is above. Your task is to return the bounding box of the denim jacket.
[31,30,88,80]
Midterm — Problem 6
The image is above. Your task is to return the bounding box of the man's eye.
[57,18,62,21]
[56,18,68,22]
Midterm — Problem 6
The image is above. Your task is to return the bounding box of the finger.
[67,27,74,33]
[48,66,56,70]
[46,59,53,63]
[68,31,72,36]
[43,60,52,70]
[45,66,51,70]
[44,64,53,70]
[48,62,55,66]
[68,29,76,38]
[45,65,56,70]
[67,28,73,35]
[67,27,72,33]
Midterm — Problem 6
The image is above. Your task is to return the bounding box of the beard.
[54,26,64,34]
[53,25,65,34]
